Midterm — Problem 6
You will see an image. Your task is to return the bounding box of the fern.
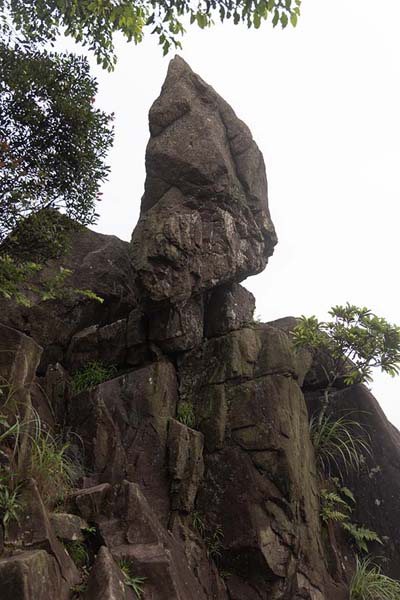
[320,480,381,552]
[342,523,382,553]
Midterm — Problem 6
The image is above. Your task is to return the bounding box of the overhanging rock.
[131,56,277,306]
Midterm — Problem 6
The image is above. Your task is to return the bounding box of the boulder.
[50,513,88,543]
[131,56,277,306]
[205,283,255,338]
[148,296,204,353]
[168,418,204,512]
[306,383,400,579]
[69,361,178,521]
[83,546,135,600]
[0,324,42,414]
[0,550,68,600]
[0,219,137,371]
[5,480,80,587]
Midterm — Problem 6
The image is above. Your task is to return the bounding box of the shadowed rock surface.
[0,57,399,600]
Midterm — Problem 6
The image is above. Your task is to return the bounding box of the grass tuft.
[71,361,117,394]
[350,555,400,599]
[118,559,146,598]
[310,412,371,479]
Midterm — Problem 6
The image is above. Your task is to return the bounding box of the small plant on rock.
[292,304,400,421]
[71,361,117,394]
[118,559,146,598]
[206,526,224,560]
[28,417,82,507]
[64,541,90,569]
[320,478,382,553]
[176,401,196,428]
[350,555,400,600]
[0,481,22,528]
[310,412,371,479]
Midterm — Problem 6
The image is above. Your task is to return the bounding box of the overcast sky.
[65,1,400,427]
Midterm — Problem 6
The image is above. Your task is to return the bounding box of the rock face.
[0,57,399,600]
[131,56,277,306]
[0,221,137,371]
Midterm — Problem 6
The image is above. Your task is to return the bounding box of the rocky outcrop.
[0,220,137,372]
[131,56,277,307]
[0,57,399,600]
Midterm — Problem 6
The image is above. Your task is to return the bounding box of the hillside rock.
[0,221,137,371]
[0,57,399,600]
[131,56,277,306]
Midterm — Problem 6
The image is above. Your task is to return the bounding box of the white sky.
[63,0,400,428]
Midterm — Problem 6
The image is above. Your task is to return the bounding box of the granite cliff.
[0,57,399,600]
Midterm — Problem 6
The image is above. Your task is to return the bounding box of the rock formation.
[0,57,399,600]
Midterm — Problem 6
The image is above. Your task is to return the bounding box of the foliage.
[320,478,382,553]
[0,44,113,245]
[191,511,224,560]
[0,41,113,303]
[0,481,22,527]
[0,408,81,508]
[71,361,117,394]
[176,401,196,428]
[206,525,224,560]
[292,304,400,388]
[64,541,90,569]
[0,0,301,69]
[310,412,371,479]
[118,559,146,598]
[350,555,400,600]
[28,423,82,506]
[192,510,206,535]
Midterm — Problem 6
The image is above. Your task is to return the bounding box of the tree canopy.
[0,43,113,302]
[0,0,301,69]
[292,304,400,388]
[0,43,113,246]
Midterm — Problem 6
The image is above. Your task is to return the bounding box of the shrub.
[350,555,400,599]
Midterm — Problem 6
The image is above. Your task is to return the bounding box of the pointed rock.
[131,56,277,305]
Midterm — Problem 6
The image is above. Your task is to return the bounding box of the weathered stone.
[131,56,277,306]
[194,384,227,452]
[168,419,204,512]
[0,218,137,371]
[0,550,68,600]
[71,483,114,522]
[83,546,135,600]
[50,513,88,543]
[33,362,70,427]
[148,296,204,353]
[265,317,314,386]
[98,319,127,365]
[65,325,100,370]
[69,362,178,520]
[104,482,209,600]
[205,284,255,338]
[6,480,80,587]
[0,324,42,414]
[306,383,400,579]
[179,326,296,402]
[126,308,147,347]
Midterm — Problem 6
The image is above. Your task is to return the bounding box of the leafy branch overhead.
[292,304,400,387]
[0,0,301,68]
